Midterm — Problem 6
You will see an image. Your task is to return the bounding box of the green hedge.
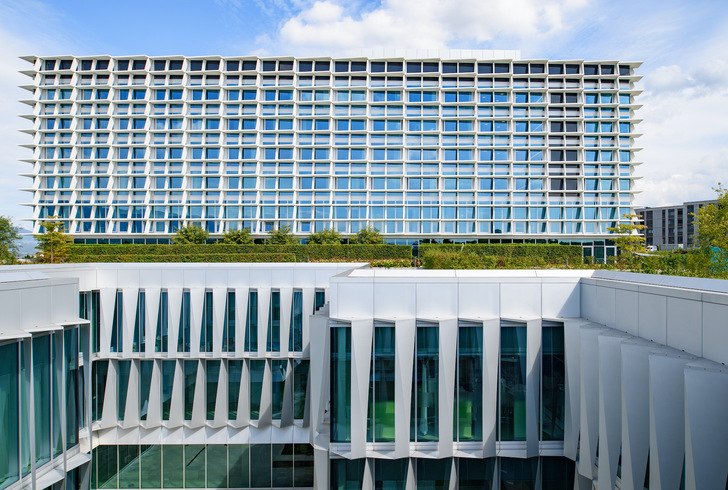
[68,244,411,262]
[419,244,582,263]
[421,244,582,269]
[68,253,296,263]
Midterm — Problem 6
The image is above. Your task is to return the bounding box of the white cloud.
[276,0,591,55]
[634,23,728,207]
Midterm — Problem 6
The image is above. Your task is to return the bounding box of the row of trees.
[172,224,383,245]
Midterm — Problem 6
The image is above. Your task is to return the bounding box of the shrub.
[307,229,343,245]
[267,225,296,245]
[220,228,253,245]
[172,224,209,244]
[354,226,383,244]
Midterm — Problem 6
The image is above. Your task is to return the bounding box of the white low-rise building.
[0,264,726,489]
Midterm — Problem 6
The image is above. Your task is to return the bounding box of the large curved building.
[1,263,727,489]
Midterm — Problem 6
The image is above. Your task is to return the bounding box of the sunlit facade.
[21,53,641,258]
[1,264,727,489]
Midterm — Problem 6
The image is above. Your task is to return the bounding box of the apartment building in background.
[20,52,641,260]
[1,263,728,490]
[636,200,716,250]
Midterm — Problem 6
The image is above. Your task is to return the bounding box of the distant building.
[636,200,716,250]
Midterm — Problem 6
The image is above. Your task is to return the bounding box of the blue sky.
[1,0,728,228]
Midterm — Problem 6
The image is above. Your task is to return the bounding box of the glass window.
[500,324,527,441]
[272,360,287,420]
[184,361,197,421]
[228,360,243,420]
[117,359,131,421]
[111,290,123,352]
[417,458,451,490]
[155,291,169,352]
[458,458,494,490]
[374,459,408,489]
[200,290,213,352]
[267,291,281,352]
[177,290,191,353]
[289,290,303,352]
[0,343,19,488]
[223,291,235,352]
[331,326,351,442]
[292,360,309,420]
[331,459,365,489]
[245,291,258,352]
[250,360,265,420]
[161,361,175,421]
[162,445,183,488]
[206,360,220,420]
[457,325,483,441]
[368,325,396,442]
[228,444,250,488]
[542,324,565,441]
[412,325,439,442]
[139,360,153,422]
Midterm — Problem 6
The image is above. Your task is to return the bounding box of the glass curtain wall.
[411,324,439,442]
[456,323,483,441]
[542,323,565,441]
[331,326,351,442]
[368,324,395,442]
[499,323,527,441]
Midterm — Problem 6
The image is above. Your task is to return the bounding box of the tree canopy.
[0,216,21,264]
[267,225,296,245]
[307,228,342,245]
[36,219,72,263]
[694,184,728,270]
[354,226,383,244]
[172,224,209,244]
[220,227,253,245]
[607,214,646,267]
